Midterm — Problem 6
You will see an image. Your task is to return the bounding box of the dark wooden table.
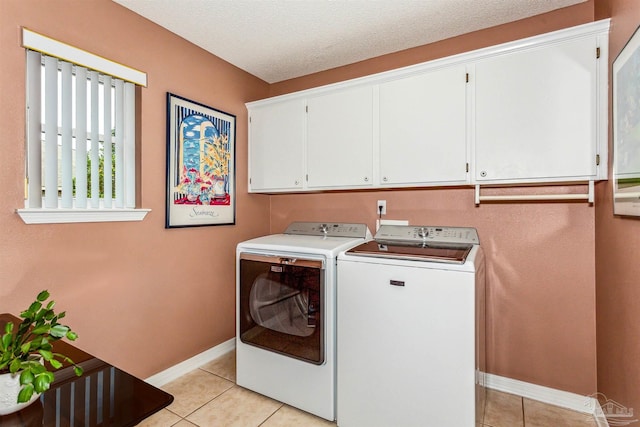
[0,314,173,426]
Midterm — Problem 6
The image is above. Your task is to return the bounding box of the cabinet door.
[306,86,373,189]
[474,37,598,183]
[379,66,468,185]
[248,99,305,191]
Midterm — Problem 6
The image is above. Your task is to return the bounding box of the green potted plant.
[0,290,84,415]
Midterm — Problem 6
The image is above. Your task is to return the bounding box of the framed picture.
[613,25,640,217]
[166,93,236,227]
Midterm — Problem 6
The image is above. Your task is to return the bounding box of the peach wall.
[267,2,601,395]
[0,0,617,398]
[596,0,640,414]
[0,0,271,378]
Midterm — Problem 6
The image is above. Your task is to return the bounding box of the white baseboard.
[144,346,608,427]
[593,402,610,427]
[145,337,236,388]
[484,372,601,417]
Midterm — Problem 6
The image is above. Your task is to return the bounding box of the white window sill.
[16,208,151,224]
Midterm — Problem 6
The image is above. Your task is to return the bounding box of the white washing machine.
[236,222,371,421]
[336,225,486,427]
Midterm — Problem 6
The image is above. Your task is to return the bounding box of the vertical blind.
[25,50,137,210]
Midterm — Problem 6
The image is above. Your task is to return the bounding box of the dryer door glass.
[239,254,325,364]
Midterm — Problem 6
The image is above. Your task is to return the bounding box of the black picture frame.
[165,93,236,228]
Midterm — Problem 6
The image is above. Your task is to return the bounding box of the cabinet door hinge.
[249,116,251,123]
[596,154,600,165]
[466,73,469,83]
[306,174,309,181]
[305,105,308,113]
[249,177,252,184]
[596,47,601,59]
[466,163,469,173]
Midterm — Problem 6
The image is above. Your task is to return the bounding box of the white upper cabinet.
[246,20,610,194]
[472,33,606,184]
[306,86,374,189]
[248,98,306,192]
[379,65,468,186]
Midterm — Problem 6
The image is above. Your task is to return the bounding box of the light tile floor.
[138,351,598,427]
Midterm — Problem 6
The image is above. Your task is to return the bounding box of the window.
[17,28,149,224]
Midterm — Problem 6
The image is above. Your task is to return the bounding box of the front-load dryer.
[236,222,371,421]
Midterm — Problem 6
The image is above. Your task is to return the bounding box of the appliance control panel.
[284,222,370,238]
[375,225,479,245]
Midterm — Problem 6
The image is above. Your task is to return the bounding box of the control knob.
[417,227,429,239]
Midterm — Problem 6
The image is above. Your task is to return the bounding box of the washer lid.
[346,241,473,264]
[345,225,479,264]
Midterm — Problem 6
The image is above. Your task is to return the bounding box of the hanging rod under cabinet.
[474,181,594,205]
[614,192,640,200]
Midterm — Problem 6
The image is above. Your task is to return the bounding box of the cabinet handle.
[294,179,300,186]
[383,176,388,182]
[364,177,369,182]
[390,280,405,287]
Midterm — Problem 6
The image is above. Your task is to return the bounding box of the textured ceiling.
[113,0,587,83]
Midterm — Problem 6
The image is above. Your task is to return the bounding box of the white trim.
[145,338,236,388]
[22,28,147,87]
[594,401,611,427]
[485,372,598,415]
[142,351,607,424]
[16,208,151,224]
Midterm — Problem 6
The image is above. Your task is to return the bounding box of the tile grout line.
[195,365,326,427]
[184,379,236,419]
[197,366,235,382]
[164,368,236,426]
[256,402,286,427]
[187,368,287,427]
[198,362,292,427]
